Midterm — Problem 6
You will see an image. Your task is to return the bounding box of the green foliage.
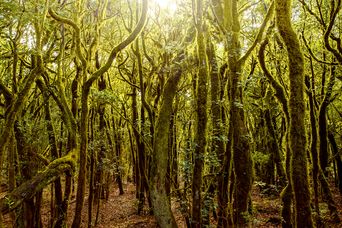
[90,88,118,105]
[204,150,220,170]
[252,151,270,167]
[15,119,49,151]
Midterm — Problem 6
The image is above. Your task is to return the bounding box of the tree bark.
[191,0,209,226]
[150,70,181,228]
[226,0,253,224]
[258,38,292,227]
[0,149,77,214]
[328,132,342,194]
[275,0,313,226]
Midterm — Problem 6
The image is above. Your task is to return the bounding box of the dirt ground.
[2,181,342,227]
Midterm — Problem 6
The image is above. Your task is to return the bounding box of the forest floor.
[2,181,342,227]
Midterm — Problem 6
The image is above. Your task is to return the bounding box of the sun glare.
[152,0,178,14]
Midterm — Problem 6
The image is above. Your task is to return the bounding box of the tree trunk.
[305,74,321,219]
[275,0,313,226]
[328,132,342,194]
[265,108,286,186]
[226,0,253,224]
[258,38,293,227]
[72,84,89,228]
[113,118,124,195]
[150,70,181,228]
[191,0,209,226]
[318,64,336,176]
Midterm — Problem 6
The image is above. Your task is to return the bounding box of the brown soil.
[2,182,342,227]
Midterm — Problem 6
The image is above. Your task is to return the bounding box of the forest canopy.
[0,0,341,227]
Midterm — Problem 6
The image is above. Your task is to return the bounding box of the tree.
[191,0,209,226]
[275,0,313,226]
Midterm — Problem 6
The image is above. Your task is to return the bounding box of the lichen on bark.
[275,0,313,227]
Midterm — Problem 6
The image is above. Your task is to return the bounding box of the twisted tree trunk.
[275,0,313,226]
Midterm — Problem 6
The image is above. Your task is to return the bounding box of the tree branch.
[0,82,13,103]
[48,8,87,68]
[0,149,77,214]
[238,1,274,65]
[301,31,338,65]
[85,0,148,88]
[258,38,289,119]
[323,0,342,64]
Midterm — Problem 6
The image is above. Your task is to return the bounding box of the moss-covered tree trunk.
[258,38,292,227]
[264,106,286,186]
[203,39,225,227]
[191,0,209,226]
[72,78,90,228]
[169,110,179,191]
[0,149,78,215]
[229,65,253,225]
[225,0,253,224]
[88,108,96,228]
[275,0,313,227]
[150,69,182,228]
[305,74,321,219]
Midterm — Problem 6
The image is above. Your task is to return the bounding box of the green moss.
[275,0,313,227]
[0,148,78,214]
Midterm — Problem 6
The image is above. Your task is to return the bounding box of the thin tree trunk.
[264,108,286,186]
[328,132,342,194]
[318,64,336,176]
[305,74,321,221]
[112,118,124,195]
[88,109,96,228]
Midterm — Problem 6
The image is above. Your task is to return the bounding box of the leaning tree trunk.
[0,149,78,214]
[149,21,195,228]
[275,0,313,227]
[258,38,292,227]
